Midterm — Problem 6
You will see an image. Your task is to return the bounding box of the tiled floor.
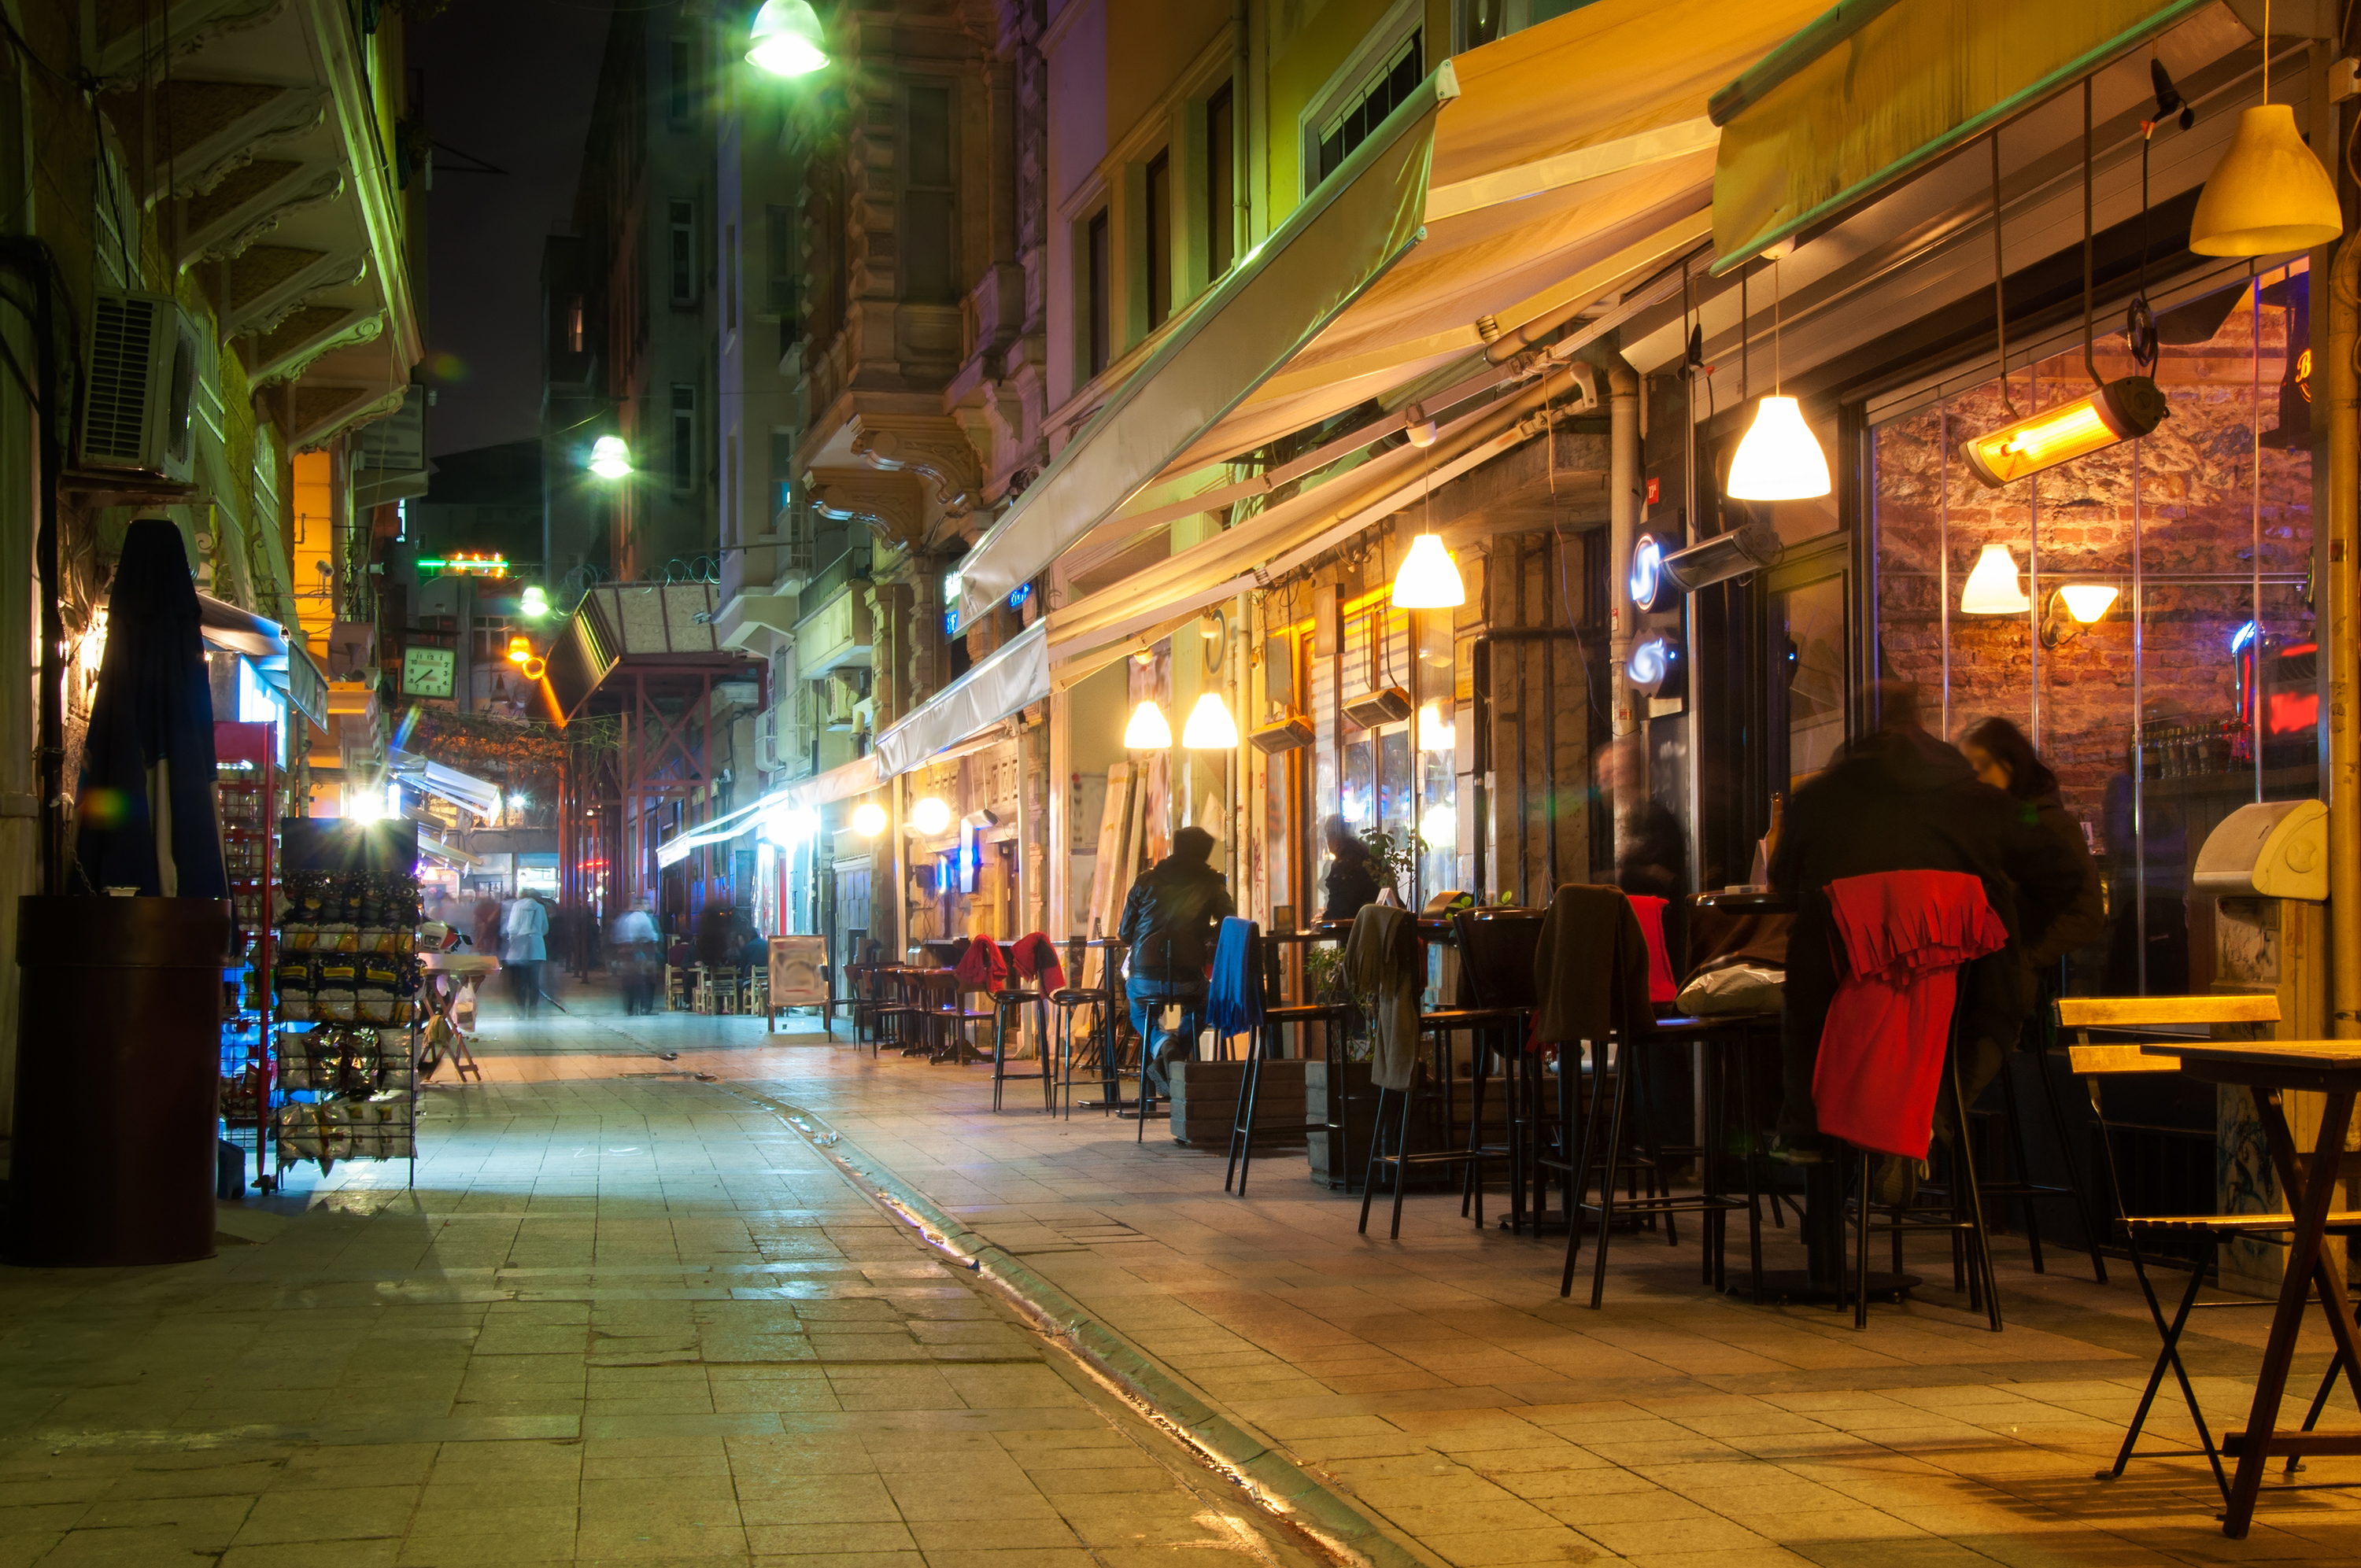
[632,1007,2361,1568]
[9,994,2360,1567]
[0,1006,1330,1568]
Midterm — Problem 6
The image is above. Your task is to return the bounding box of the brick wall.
[1874,285,2313,841]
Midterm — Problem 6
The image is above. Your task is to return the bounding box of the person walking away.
[1770,684,2084,1195]
[1117,825,1234,1099]
[503,893,550,1015]
[611,898,660,1015]
[472,891,501,954]
[1319,816,1380,922]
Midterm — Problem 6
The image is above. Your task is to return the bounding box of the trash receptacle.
[8,896,230,1267]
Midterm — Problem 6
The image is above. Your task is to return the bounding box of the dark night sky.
[414,0,612,459]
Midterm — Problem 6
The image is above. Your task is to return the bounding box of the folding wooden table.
[2144,1039,2361,1536]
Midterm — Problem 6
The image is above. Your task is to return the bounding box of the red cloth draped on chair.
[1812,869,2008,1158]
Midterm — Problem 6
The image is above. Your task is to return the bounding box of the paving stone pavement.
[445,998,2361,1568]
[0,1007,1336,1568]
[9,994,2361,1568]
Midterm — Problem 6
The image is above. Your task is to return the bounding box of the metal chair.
[1125,932,1201,1142]
[1051,938,1126,1116]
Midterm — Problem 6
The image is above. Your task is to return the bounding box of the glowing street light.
[588,435,632,480]
[746,0,827,76]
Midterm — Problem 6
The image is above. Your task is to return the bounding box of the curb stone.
[733,1087,1441,1568]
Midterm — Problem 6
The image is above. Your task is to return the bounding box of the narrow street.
[6,999,2357,1567]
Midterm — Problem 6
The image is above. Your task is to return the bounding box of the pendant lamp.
[1726,257,1831,501]
[1960,544,2030,614]
[1391,529,1464,607]
[909,796,952,836]
[851,802,888,837]
[1123,699,1172,749]
[1180,693,1239,749]
[2190,2,2338,257]
[2190,104,2342,255]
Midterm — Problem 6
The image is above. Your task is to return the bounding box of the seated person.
[1117,826,1234,1098]
[1319,815,1380,921]
[739,928,768,972]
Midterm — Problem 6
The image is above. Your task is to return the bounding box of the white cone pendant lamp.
[1726,256,1830,503]
[1727,396,1831,500]
[746,0,828,76]
[1123,700,1172,749]
[1960,544,2030,614]
[1181,693,1239,749]
[1390,533,1465,609]
[2190,104,2342,256]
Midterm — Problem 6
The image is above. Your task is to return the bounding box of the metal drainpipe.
[2329,232,2359,1035]
[1608,363,1641,880]
[1232,0,1251,256]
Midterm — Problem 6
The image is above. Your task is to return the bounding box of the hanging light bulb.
[909,796,951,836]
[1960,544,2030,614]
[745,0,828,76]
[851,801,888,837]
[1727,396,1830,500]
[1122,700,1172,749]
[1181,693,1239,749]
[1390,533,1465,609]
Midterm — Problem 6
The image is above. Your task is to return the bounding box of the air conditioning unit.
[78,290,198,482]
[755,708,781,773]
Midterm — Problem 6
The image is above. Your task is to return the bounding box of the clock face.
[402,644,455,698]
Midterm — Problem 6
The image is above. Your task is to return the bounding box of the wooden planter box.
[1168,1059,1308,1149]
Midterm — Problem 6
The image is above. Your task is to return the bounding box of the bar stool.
[1357,1009,1524,1238]
[1125,933,1198,1142]
[1051,939,1126,1117]
[1223,1001,1343,1194]
[1842,1016,2003,1331]
[1451,909,1545,1232]
[1943,1013,2109,1284]
[987,946,1052,1112]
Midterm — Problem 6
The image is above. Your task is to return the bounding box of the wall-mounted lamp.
[909,796,952,836]
[2039,584,2120,648]
[851,802,888,837]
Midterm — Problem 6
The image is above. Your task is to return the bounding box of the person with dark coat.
[1319,815,1381,922]
[1768,684,2084,1164]
[1117,826,1235,1096]
[1961,717,2107,970]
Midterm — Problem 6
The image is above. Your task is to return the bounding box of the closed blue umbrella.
[72,518,227,898]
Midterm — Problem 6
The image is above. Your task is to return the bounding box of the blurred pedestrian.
[1318,816,1379,922]
[502,893,549,1013]
[611,897,660,1015]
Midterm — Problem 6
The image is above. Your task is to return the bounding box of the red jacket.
[953,939,1008,991]
[1008,932,1066,993]
[1812,869,2007,1158]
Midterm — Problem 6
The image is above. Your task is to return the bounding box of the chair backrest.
[2055,994,2280,1031]
[1451,908,1545,1010]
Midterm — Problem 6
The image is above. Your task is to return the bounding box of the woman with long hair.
[1960,717,2107,973]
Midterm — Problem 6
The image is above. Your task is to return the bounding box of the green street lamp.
[746,0,827,76]
[588,435,632,480]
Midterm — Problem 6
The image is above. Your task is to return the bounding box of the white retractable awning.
[390,750,502,821]
[654,756,895,869]
[953,0,1823,630]
[872,621,1048,780]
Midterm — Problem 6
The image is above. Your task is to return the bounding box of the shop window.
[1145,149,1172,331]
[1868,260,2317,1001]
[903,82,956,304]
[1310,25,1421,189]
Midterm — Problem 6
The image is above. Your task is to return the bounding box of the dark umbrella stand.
[7,520,231,1267]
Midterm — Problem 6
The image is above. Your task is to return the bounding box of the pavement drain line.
[729,1086,1438,1568]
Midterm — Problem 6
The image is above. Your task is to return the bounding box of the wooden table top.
[2141,1039,2361,1069]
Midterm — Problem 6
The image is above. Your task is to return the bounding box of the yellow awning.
[1159,0,1823,478]
[955,0,1822,629]
[1709,0,2210,270]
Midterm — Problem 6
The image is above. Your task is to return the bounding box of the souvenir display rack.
[213,721,278,1193]
[270,819,424,1186]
